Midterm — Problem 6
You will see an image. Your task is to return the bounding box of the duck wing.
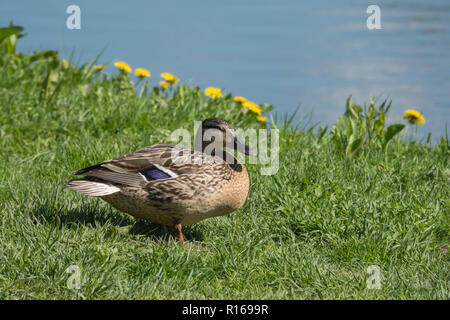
[71,144,223,187]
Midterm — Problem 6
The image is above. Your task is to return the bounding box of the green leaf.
[426,132,432,146]
[373,112,385,137]
[27,50,58,63]
[348,137,364,155]
[0,25,24,43]
[331,129,344,154]
[348,102,362,119]
[383,124,405,150]
[317,126,327,143]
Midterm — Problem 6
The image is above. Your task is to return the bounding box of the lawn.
[0,26,449,299]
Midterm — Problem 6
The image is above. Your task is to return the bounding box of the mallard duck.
[65,118,257,244]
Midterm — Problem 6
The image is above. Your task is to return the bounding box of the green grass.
[0,48,449,299]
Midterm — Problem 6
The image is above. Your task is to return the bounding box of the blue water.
[2,0,450,138]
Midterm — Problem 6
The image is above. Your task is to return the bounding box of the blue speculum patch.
[143,168,170,180]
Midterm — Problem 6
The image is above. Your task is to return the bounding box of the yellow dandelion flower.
[135,68,151,78]
[257,116,267,123]
[62,59,70,69]
[114,61,132,73]
[242,101,262,115]
[233,96,248,104]
[404,109,425,125]
[160,72,179,83]
[95,65,105,71]
[204,87,223,99]
[160,81,169,89]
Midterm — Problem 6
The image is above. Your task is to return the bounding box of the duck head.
[195,118,257,157]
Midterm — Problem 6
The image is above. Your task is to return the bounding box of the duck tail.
[65,178,120,197]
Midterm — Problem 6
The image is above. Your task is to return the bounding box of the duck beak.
[233,136,258,157]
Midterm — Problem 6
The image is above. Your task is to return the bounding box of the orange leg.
[173,223,185,245]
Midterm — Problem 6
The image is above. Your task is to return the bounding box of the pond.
[2,0,449,139]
